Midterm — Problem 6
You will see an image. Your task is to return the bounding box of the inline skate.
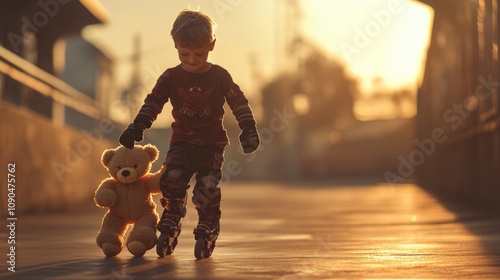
[193,220,220,259]
[156,197,186,257]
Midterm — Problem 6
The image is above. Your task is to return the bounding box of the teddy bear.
[94,144,163,257]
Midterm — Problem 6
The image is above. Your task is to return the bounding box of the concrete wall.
[0,101,116,216]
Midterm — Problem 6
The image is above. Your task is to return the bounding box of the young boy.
[119,9,260,259]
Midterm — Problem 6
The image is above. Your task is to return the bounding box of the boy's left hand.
[239,127,260,154]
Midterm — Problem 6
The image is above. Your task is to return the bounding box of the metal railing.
[0,45,101,125]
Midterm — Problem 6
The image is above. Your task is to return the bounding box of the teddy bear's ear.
[101,149,115,167]
[143,144,159,162]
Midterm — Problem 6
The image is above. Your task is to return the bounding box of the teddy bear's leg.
[126,213,158,257]
[96,211,128,257]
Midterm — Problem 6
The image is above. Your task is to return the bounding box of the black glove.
[119,123,145,149]
[239,126,260,154]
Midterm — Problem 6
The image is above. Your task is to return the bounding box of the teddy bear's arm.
[144,165,165,194]
[94,178,118,208]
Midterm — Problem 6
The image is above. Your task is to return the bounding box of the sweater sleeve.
[222,70,256,130]
[133,70,171,129]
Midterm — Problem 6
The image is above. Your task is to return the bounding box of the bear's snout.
[116,167,138,184]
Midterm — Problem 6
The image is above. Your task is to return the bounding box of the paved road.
[1,181,500,279]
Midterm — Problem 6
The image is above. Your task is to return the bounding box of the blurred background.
[1,0,499,215]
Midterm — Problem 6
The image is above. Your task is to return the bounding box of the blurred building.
[0,0,111,129]
[56,35,114,130]
[416,0,500,210]
[0,0,118,215]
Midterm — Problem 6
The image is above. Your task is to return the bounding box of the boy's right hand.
[119,123,145,149]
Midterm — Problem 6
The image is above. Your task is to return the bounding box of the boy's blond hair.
[171,9,216,48]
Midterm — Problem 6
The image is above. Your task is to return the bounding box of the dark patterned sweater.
[134,64,256,145]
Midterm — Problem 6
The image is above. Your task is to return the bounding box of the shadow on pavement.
[3,257,180,280]
[421,187,500,263]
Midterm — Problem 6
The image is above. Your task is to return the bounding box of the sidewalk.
[1,182,499,279]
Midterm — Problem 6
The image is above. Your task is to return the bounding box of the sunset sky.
[83,0,433,121]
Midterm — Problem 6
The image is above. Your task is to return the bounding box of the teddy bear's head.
[101,144,159,184]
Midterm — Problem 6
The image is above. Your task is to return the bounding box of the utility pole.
[282,0,304,180]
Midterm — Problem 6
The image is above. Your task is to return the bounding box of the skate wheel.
[194,238,213,259]
[157,233,168,257]
[194,238,205,259]
[157,233,177,257]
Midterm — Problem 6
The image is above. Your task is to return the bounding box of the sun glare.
[302,0,433,88]
[301,0,434,120]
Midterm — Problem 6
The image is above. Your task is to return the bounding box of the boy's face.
[176,41,215,73]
